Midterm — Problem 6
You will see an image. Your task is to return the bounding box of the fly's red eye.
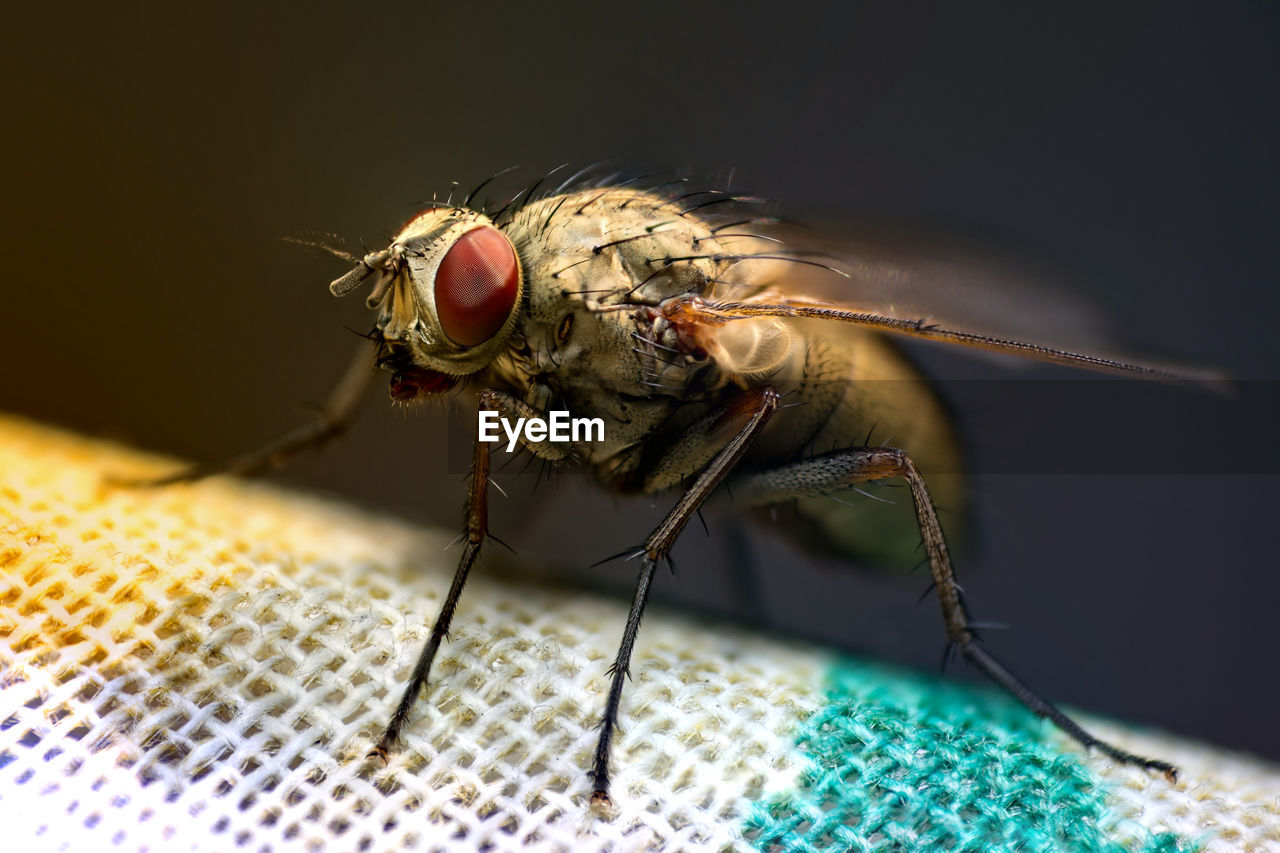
[434,226,520,347]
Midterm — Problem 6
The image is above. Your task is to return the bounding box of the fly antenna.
[281,234,360,264]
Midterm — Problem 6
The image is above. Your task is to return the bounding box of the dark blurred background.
[4,4,1278,759]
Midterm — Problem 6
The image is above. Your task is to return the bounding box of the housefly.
[126,170,1205,806]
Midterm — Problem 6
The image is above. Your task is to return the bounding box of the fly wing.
[746,214,1214,378]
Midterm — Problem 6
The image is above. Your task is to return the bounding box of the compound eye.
[434,226,520,347]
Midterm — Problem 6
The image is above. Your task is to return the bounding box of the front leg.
[478,388,575,462]
[370,428,492,759]
[372,388,568,758]
[591,386,780,806]
[112,340,377,487]
[729,446,1178,780]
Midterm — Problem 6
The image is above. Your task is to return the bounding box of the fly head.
[330,206,525,397]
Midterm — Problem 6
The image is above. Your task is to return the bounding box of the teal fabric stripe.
[744,659,1191,853]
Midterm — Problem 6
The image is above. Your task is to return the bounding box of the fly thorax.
[509,188,728,309]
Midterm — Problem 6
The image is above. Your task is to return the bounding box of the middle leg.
[590,385,781,806]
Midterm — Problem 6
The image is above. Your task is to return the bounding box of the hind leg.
[730,445,1178,780]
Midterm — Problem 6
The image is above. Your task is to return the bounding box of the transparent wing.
[691,212,1224,382]
[753,215,1126,364]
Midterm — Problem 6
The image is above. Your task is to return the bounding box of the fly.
[125,172,1209,807]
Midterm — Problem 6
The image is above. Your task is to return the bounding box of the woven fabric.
[2,414,1278,852]
[748,665,1190,852]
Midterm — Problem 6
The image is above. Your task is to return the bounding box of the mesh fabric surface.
[2,414,1278,852]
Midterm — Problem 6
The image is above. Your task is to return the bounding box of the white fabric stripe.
[0,416,824,852]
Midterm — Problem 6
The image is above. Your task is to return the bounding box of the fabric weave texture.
[2,415,1277,852]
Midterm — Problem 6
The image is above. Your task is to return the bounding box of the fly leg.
[372,389,572,760]
[477,389,576,463]
[111,340,377,487]
[729,446,1179,780]
[591,386,780,807]
[370,429,490,761]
